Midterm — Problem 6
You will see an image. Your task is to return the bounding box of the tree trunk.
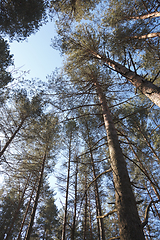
[0,116,27,157]
[94,79,145,240]
[62,136,72,240]
[88,194,93,240]
[71,157,78,240]
[83,174,88,240]
[24,150,47,240]
[84,119,106,240]
[89,146,106,240]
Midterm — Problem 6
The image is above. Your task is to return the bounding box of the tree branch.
[97,209,117,219]
[87,168,112,190]
[127,11,160,20]
[141,200,160,228]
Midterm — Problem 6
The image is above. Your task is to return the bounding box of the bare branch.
[97,209,117,219]
[141,200,160,228]
[128,11,160,20]
[87,168,112,190]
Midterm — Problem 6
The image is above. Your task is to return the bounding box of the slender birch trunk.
[94,79,145,240]
[24,150,47,240]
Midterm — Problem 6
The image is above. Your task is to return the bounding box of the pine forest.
[0,0,160,239]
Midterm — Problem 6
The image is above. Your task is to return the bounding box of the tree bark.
[94,79,145,240]
[24,150,47,240]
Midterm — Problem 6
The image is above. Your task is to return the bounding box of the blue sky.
[9,21,62,81]
[8,21,63,207]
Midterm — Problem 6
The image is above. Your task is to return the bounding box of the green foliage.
[0,0,48,40]
[101,0,160,72]
[0,37,13,88]
[32,193,60,239]
[50,0,100,21]
[0,190,24,239]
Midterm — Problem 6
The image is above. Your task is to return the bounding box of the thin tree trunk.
[24,150,47,240]
[94,79,145,240]
[95,201,101,240]
[4,175,30,240]
[0,116,27,157]
[16,176,39,240]
[62,136,72,240]
[71,157,78,240]
[83,174,88,240]
[88,194,93,240]
[84,120,106,240]
[89,147,106,240]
